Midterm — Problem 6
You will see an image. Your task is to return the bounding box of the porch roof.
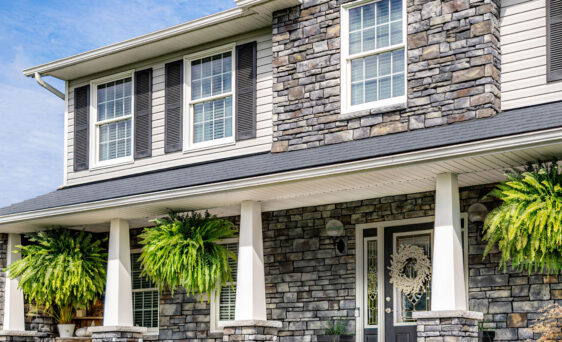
[1,100,562,230]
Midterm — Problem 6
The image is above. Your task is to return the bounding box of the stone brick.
[507,313,527,328]
[452,66,485,83]
[471,20,493,37]
[409,31,428,48]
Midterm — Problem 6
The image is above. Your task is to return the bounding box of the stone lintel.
[413,310,484,320]
[218,320,283,328]
[87,326,147,334]
[0,331,43,337]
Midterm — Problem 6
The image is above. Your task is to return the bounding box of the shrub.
[139,211,237,298]
[6,228,107,323]
[483,161,562,274]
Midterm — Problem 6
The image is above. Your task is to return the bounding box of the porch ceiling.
[1,135,561,233]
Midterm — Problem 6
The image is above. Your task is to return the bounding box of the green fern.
[483,161,562,274]
[139,211,237,299]
[6,228,107,323]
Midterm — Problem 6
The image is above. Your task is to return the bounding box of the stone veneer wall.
[271,0,500,152]
[122,186,559,342]
[0,234,6,330]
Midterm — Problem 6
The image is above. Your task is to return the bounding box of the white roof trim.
[23,0,300,80]
[1,127,562,225]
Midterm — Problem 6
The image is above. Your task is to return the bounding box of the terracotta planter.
[478,331,495,342]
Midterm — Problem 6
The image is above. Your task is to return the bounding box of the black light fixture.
[326,219,347,255]
[467,203,489,238]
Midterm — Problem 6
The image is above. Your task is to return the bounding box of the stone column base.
[413,310,483,342]
[88,326,147,342]
[219,320,282,342]
[0,330,47,342]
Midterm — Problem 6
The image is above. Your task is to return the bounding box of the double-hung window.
[210,240,238,332]
[186,46,235,150]
[91,71,134,166]
[131,251,159,330]
[342,0,406,112]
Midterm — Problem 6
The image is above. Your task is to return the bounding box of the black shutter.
[134,68,153,159]
[165,60,183,153]
[73,85,90,171]
[547,0,562,82]
[235,42,257,141]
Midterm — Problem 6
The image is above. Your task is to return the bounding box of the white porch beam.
[103,219,133,326]
[3,234,25,331]
[234,201,267,321]
[431,173,467,311]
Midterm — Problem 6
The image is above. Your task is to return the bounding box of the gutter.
[34,72,65,100]
[1,126,562,224]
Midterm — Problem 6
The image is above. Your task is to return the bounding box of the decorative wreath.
[388,244,431,298]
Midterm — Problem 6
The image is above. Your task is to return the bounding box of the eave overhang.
[22,0,301,80]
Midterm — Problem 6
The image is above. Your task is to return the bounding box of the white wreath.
[388,244,431,297]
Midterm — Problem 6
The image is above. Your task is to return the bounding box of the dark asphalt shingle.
[1,100,561,216]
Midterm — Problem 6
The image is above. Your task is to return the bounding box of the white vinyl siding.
[131,252,159,329]
[501,0,562,109]
[65,32,272,186]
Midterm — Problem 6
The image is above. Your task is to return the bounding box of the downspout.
[34,72,65,100]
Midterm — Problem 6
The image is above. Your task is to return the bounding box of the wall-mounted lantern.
[326,219,347,255]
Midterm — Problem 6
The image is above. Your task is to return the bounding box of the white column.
[431,173,467,311]
[234,201,267,321]
[3,234,25,331]
[103,219,133,326]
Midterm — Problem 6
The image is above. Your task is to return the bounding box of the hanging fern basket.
[483,161,562,274]
[138,211,238,299]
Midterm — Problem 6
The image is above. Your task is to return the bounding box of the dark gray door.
[383,223,433,342]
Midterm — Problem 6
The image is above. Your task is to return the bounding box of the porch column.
[235,200,266,321]
[103,218,133,326]
[3,234,25,331]
[431,173,466,311]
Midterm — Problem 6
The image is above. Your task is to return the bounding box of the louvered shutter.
[235,42,257,141]
[165,60,183,153]
[134,68,153,159]
[547,0,562,81]
[73,85,90,171]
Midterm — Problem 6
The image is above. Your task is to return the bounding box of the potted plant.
[6,229,107,337]
[317,319,354,342]
[478,320,495,342]
[138,211,237,298]
[531,303,562,341]
[482,161,562,274]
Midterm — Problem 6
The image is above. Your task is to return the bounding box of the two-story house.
[0,0,561,341]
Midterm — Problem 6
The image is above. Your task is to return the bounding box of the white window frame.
[89,70,135,169]
[183,43,236,152]
[130,248,159,334]
[340,0,407,114]
[209,237,239,333]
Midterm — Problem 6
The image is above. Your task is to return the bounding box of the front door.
[383,223,433,342]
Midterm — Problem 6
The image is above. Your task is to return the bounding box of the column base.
[413,310,483,342]
[88,326,147,342]
[0,330,47,342]
[219,320,282,342]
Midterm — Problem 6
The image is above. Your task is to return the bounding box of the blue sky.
[0,0,235,207]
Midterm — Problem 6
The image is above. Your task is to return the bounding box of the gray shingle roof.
[2,101,562,216]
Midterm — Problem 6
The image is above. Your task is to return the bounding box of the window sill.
[183,139,236,154]
[90,158,134,171]
[342,96,407,115]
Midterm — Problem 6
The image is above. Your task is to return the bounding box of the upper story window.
[342,0,406,112]
[186,46,235,150]
[91,71,135,167]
